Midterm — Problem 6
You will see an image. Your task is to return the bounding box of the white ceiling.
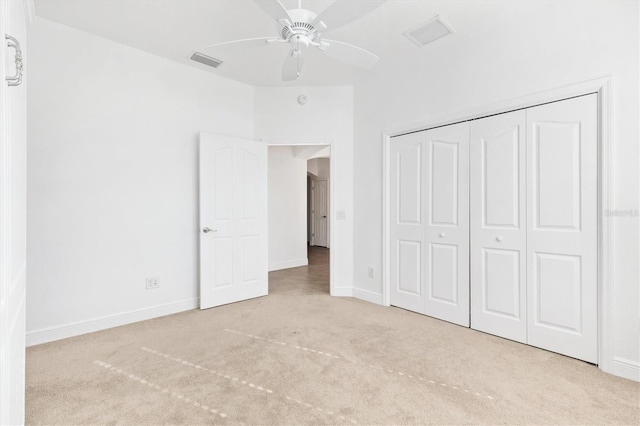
[34,0,519,87]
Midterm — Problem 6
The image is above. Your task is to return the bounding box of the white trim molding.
[382,76,618,379]
[353,287,383,305]
[262,136,339,297]
[612,357,640,382]
[26,298,198,347]
[269,258,309,272]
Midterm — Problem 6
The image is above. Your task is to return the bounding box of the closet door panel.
[526,94,597,363]
[470,110,527,342]
[390,132,426,313]
[424,123,470,327]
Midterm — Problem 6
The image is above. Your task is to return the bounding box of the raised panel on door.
[526,94,597,363]
[424,123,470,326]
[470,110,527,343]
[390,132,425,314]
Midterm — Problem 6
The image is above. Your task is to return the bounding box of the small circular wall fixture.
[297,94,308,105]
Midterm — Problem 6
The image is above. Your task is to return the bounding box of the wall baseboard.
[612,357,640,382]
[331,287,353,297]
[269,258,308,272]
[353,287,383,305]
[26,298,198,347]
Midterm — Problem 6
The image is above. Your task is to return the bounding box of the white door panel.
[200,134,268,309]
[424,123,469,326]
[390,133,425,313]
[312,180,329,247]
[526,94,598,363]
[470,110,527,342]
[390,123,469,325]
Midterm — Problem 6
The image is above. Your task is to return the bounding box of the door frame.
[262,137,335,295]
[382,76,613,376]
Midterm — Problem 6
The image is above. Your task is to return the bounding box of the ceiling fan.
[203,0,387,81]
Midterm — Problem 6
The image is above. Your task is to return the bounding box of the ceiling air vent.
[403,16,455,48]
[190,52,223,69]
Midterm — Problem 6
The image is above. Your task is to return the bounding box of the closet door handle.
[5,34,23,87]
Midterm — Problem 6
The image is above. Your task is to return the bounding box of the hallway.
[269,246,329,296]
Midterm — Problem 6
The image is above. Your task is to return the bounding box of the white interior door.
[0,1,27,423]
[199,133,268,309]
[312,180,328,247]
[389,132,425,313]
[424,123,470,326]
[470,110,527,343]
[526,94,598,363]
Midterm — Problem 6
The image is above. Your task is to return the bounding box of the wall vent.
[190,51,223,68]
[403,16,455,48]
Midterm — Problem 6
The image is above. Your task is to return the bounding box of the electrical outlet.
[367,267,375,278]
[145,277,159,290]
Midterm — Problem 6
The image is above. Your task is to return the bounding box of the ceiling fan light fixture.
[403,15,455,48]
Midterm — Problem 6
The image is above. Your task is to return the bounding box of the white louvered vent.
[404,16,455,47]
[190,52,223,68]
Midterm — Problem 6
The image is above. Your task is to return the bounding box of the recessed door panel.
[482,128,520,229]
[213,238,233,288]
[533,122,581,230]
[398,240,422,295]
[430,141,458,226]
[526,94,597,363]
[241,236,259,285]
[533,253,582,333]
[471,109,527,343]
[482,248,520,319]
[429,243,457,304]
[241,150,259,220]
[398,144,422,225]
[213,147,233,221]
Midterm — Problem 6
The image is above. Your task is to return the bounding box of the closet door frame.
[382,77,613,376]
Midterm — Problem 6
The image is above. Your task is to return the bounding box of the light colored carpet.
[26,247,639,425]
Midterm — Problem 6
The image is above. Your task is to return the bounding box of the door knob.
[496,236,503,242]
[202,227,217,233]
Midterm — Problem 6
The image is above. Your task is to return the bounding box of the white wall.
[353,1,639,379]
[268,146,308,271]
[26,18,254,343]
[254,86,354,294]
[308,158,330,180]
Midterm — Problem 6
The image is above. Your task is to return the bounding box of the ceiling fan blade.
[282,50,303,81]
[312,0,387,32]
[319,39,379,69]
[202,37,280,50]
[253,0,293,25]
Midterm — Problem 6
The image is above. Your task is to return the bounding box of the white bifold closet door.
[390,123,470,326]
[470,110,528,343]
[526,95,598,363]
[470,94,598,363]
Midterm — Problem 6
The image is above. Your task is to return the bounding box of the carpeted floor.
[26,247,639,425]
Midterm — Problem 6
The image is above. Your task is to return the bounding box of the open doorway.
[267,145,330,295]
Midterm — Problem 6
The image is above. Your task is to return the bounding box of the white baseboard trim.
[352,287,383,305]
[330,287,353,297]
[612,357,640,382]
[269,258,308,272]
[26,298,199,347]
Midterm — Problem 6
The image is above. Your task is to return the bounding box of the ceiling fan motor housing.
[280,8,320,51]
